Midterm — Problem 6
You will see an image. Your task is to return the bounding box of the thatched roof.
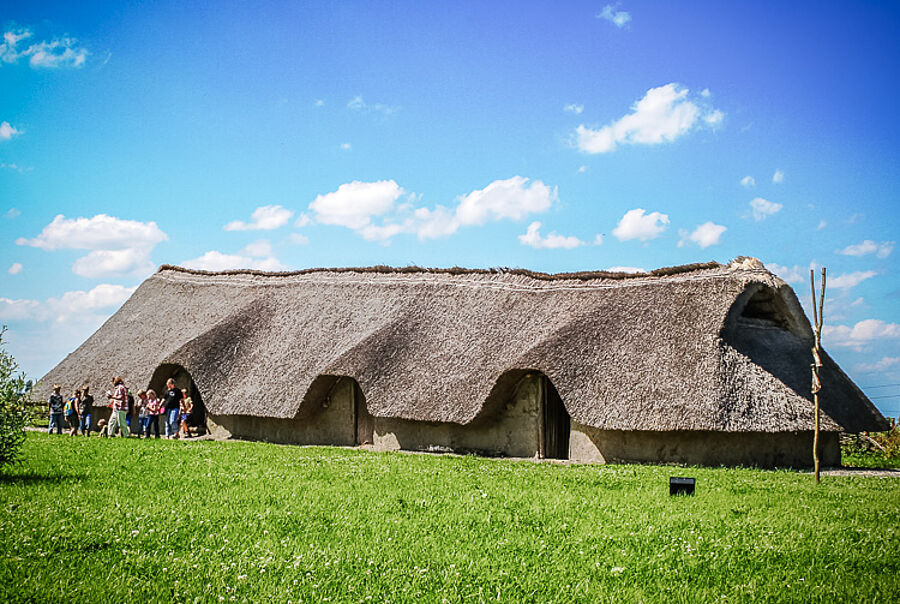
[40,257,886,433]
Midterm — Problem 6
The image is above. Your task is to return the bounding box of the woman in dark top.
[79,385,94,435]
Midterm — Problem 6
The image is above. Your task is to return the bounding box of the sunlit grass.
[1,434,898,602]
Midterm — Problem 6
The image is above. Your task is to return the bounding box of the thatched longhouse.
[41,257,886,467]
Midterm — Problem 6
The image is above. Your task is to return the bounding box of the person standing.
[48,384,64,435]
[179,388,193,439]
[135,390,150,438]
[65,389,81,436]
[106,377,130,438]
[162,378,183,439]
[145,389,162,438]
[80,385,94,435]
[125,389,136,433]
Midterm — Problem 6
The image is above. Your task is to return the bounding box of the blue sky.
[1,1,899,415]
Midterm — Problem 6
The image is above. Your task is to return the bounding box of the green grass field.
[1,434,898,603]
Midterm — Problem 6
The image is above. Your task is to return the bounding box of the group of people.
[47,376,196,439]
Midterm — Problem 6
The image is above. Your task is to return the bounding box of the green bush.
[841,426,900,469]
[0,328,30,470]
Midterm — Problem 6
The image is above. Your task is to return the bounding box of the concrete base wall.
[207,378,356,445]
[372,375,541,457]
[203,374,841,468]
[569,423,840,468]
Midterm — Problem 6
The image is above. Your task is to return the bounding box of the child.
[136,390,150,438]
[65,389,81,436]
[97,418,108,437]
[145,389,162,439]
[48,384,64,435]
[179,388,193,439]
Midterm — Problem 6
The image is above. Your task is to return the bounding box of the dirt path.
[818,467,900,478]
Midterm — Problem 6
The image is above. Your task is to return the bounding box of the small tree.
[0,327,31,470]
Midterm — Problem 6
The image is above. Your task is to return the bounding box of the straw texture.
[39,257,886,432]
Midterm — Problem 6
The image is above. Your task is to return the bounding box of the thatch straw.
[40,257,886,433]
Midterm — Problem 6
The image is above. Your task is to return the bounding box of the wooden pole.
[810,268,826,483]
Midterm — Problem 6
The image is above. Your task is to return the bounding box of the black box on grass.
[669,477,695,496]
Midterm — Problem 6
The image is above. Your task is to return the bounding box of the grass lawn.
[1,434,898,603]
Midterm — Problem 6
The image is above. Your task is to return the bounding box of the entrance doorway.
[540,375,570,459]
[351,380,374,446]
[149,364,207,435]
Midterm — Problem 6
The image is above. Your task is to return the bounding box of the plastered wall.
[569,423,840,467]
[207,378,356,445]
[371,374,542,458]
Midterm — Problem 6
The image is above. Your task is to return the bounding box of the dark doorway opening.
[149,364,207,435]
[352,381,374,446]
[540,375,570,459]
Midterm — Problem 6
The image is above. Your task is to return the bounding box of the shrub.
[841,426,900,468]
[0,327,30,470]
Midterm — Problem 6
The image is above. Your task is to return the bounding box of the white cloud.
[823,319,900,351]
[289,233,309,245]
[339,142,352,150]
[308,176,558,243]
[594,234,604,245]
[16,213,167,279]
[17,214,167,251]
[0,283,135,324]
[180,251,280,272]
[822,295,867,323]
[577,165,587,174]
[5,208,21,219]
[455,176,557,226]
[749,197,782,221]
[314,99,324,107]
[678,221,726,248]
[181,240,287,272]
[224,204,293,231]
[573,84,722,154]
[347,95,398,115]
[564,104,584,115]
[740,175,755,188]
[241,239,274,258]
[607,266,646,274]
[597,5,632,28]
[8,262,22,275]
[0,298,38,320]
[829,270,877,290]
[0,28,87,68]
[703,109,724,126]
[855,356,900,373]
[765,263,875,291]
[836,240,894,259]
[310,180,405,230]
[612,208,669,242]
[0,121,21,140]
[817,220,827,230]
[294,213,311,228]
[0,29,32,63]
[772,169,785,184]
[518,222,584,249]
[0,162,31,173]
[766,262,810,284]
[700,88,711,98]
[72,249,155,279]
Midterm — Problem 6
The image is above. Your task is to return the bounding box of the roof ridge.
[157,260,739,282]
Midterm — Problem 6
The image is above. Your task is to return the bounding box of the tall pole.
[810,267,826,483]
